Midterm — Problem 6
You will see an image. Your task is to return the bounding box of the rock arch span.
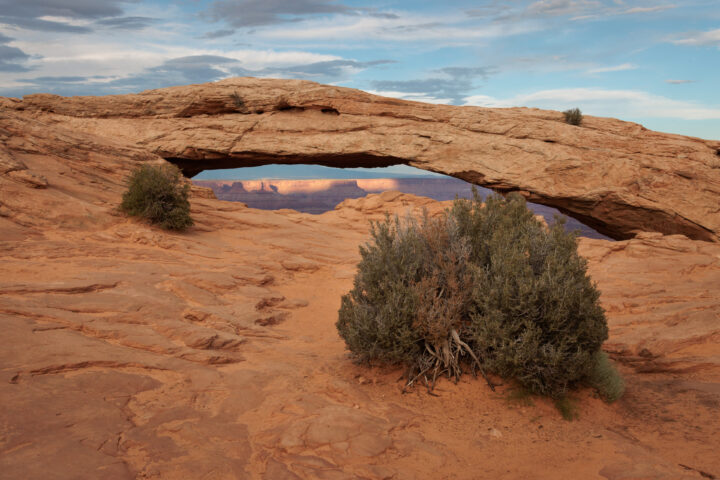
[9,77,720,242]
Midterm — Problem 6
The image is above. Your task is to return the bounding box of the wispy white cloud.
[665,79,695,84]
[367,89,452,104]
[586,62,637,74]
[527,0,602,18]
[672,28,720,47]
[257,14,541,43]
[620,5,677,15]
[469,0,677,22]
[464,87,720,120]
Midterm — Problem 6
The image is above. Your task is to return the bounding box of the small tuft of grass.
[554,395,579,421]
[563,108,583,126]
[505,385,535,408]
[587,351,625,403]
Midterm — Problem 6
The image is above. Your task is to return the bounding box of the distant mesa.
[193,176,611,239]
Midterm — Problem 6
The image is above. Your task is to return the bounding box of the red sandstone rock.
[6,77,720,241]
[1,81,719,479]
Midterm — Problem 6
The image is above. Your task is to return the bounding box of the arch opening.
[167,153,411,179]
[186,162,612,240]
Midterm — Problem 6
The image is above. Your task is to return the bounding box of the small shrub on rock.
[337,190,620,402]
[120,163,193,231]
[563,108,583,126]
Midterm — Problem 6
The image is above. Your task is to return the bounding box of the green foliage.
[587,351,625,402]
[337,190,613,400]
[457,194,608,398]
[554,395,579,421]
[563,108,583,126]
[120,163,193,231]
[505,385,535,408]
[337,216,426,366]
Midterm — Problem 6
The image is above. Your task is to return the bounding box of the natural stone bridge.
[5,77,720,241]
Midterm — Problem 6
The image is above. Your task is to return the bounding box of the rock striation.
[4,77,720,242]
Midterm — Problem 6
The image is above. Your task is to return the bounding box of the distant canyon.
[193,176,610,239]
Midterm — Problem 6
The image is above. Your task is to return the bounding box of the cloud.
[665,79,695,85]
[586,63,637,73]
[12,55,241,95]
[466,0,677,22]
[466,0,600,21]
[0,45,32,72]
[526,0,602,18]
[464,87,720,120]
[0,16,93,33]
[201,29,237,40]
[372,66,494,105]
[95,16,155,30]
[0,0,141,33]
[25,75,108,82]
[0,0,129,20]
[9,52,392,97]
[0,33,33,72]
[205,0,357,28]
[620,5,677,15]
[672,28,720,47]
[366,89,453,104]
[258,14,539,43]
[268,59,395,78]
[437,66,495,78]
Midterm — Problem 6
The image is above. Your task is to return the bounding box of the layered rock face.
[5,77,720,241]
[1,81,720,479]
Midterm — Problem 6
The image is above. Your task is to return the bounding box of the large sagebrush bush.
[120,163,193,231]
[337,191,620,401]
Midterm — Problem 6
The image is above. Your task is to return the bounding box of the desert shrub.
[457,194,609,398]
[337,190,615,400]
[337,216,425,366]
[586,351,625,402]
[563,108,583,126]
[120,163,193,231]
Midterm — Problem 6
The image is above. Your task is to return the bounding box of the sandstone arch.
[9,77,720,241]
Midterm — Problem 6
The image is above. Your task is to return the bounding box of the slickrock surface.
[4,77,720,242]
[1,83,719,479]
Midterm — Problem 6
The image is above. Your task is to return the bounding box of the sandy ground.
[1,183,719,479]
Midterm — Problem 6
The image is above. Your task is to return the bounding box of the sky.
[192,164,443,179]
[0,0,718,144]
